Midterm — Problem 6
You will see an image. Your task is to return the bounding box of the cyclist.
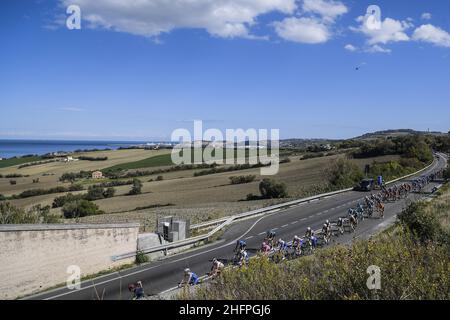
[277,238,289,252]
[322,223,331,244]
[261,241,271,255]
[210,258,224,277]
[179,268,199,288]
[234,239,247,253]
[128,281,145,300]
[336,217,344,235]
[238,249,249,266]
[266,230,276,248]
[305,227,314,239]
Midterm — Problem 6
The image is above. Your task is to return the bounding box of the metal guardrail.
[111,158,438,261]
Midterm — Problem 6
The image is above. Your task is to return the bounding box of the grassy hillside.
[180,184,450,300]
[105,153,174,171]
[0,156,42,169]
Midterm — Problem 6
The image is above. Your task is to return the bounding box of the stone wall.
[0,223,139,299]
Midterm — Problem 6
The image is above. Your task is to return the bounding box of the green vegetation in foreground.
[180,184,450,300]
[105,153,174,171]
[0,203,59,224]
[0,156,43,169]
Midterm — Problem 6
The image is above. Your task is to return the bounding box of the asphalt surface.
[26,153,448,300]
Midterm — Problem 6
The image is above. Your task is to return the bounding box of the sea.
[0,140,160,159]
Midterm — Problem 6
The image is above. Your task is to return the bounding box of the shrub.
[1,203,59,224]
[279,158,291,164]
[230,175,256,185]
[86,185,106,201]
[104,187,116,198]
[156,175,164,181]
[259,179,288,199]
[9,180,16,185]
[326,158,363,188]
[398,202,446,244]
[301,152,325,160]
[77,156,108,161]
[68,184,84,192]
[135,251,149,264]
[246,193,260,201]
[62,200,103,218]
[129,178,143,195]
[5,174,26,178]
[52,193,86,208]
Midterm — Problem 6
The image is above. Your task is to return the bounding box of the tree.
[62,200,102,218]
[86,185,105,201]
[1,202,58,224]
[129,178,143,195]
[103,187,116,198]
[326,158,364,188]
[259,179,288,199]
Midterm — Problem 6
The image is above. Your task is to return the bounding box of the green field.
[0,156,43,169]
[105,153,174,171]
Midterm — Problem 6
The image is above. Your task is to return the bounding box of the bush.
[62,200,103,218]
[135,251,149,264]
[1,203,59,224]
[326,158,363,188]
[156,175,164,181]
[77,156,108,161]
[279,158,291,164]
[185,230,449,300]
[86,185,106,201]
[52,193,86,208]
[68,184,84,192]
[9,180,16,185]
[301,152,325,160]
[246,193,260,201]
[230,175,256,185]
[0,194,5,201]
[259,179,288,199]
[129,178,143,195]
[398,202,447,244]
[104,187,116,198]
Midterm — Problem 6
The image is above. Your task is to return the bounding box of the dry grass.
[0,149,170,196]
[1,152,408,229]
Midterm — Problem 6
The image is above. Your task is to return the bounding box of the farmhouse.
[91,171,103,179]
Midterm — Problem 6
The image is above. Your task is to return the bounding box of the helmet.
[307,227,311,231]
[213,258,217,263]
[323,224,327,228]
[128,284,135,291]
[326,220,329,224]
[184,268,190,273]
[294,235,299,240]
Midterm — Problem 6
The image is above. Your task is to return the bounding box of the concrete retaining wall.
[0,223,139,299]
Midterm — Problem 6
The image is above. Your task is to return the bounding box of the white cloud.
[344,44,357,52]
[421,13,432,20]
[272,0,348,44]
[273,17,331,44]
[366,44,391,54]
[302,0,348,21]
[413,24,450,47]
[351,16,412,45]
[59,0,297,39]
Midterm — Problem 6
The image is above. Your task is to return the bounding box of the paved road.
[27,153,448,300]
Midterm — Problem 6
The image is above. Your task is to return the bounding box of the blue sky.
[1,0,450,140]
